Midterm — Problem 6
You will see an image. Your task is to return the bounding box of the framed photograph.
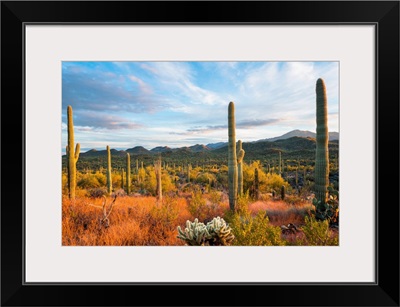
[1,1,399,306]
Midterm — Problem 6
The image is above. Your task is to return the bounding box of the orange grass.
[62,195,191,246]
[62,193,335,246]
[248,199,314,227]
[62,193,229,246]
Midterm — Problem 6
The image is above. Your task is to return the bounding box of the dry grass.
[62,192,229,246]
[62,194,191,246]
[248,199,313,227]
[62,192,337,246]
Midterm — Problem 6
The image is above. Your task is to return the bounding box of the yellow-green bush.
[187,190,208,221]
[299,215,338,246]
[224,194,286,246]
[77,171,106,189]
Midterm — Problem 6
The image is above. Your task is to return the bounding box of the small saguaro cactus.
[106,145,112,195]
[228,101,238,210]
[281,185,285,200]
[237,140,245,196]
[315,78,330,205]
[66,105,80,199]
[126,153,131,195]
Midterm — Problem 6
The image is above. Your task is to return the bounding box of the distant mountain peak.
[258,129,339,142]
[150,146,172,153]
[66,129,339,158]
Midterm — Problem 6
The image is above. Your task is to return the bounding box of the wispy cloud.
[62,61,339,152]
[73,111,143,130]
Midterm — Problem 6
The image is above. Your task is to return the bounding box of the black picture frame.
[1,1,399,306]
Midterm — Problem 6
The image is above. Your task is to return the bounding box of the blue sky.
[62,61,339,153]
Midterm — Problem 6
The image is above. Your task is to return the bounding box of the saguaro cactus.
[228,101,238,210]
[106,145,112,195]
[66,105,80,199]
[254,167,260,200]
[126,153,131,194]
[237,140,245,195]
[278,151,282,176]
[187,164,191,183]
[281,185,285,200]
[155,157,162,202]
[121,169,124,190]
[315,78,329,204]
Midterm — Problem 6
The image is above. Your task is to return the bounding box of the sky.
[62,61,339,154]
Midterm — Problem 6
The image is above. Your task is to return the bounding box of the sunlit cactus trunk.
[315,78,329,204]
[237,140,245,196]
[155,157,162,202]
[278,151,282,176]
[254,167,260,200]
[228,102,238,210]
[66,105,80,199]
[126,153,131,195]
[106,145,112,195]
[121,169,124,190]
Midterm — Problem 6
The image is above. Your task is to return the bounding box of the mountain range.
[69,129,339,158]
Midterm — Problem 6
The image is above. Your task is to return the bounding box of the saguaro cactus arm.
[74,143,80,161]
[237,140,245,196]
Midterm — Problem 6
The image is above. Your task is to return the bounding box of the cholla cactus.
[177,218,212,246]
[177,217,235,246]
[206,216,235,246]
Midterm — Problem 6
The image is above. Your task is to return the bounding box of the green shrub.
[187,190,208,221]
[224,196,285,246]
[300,215,338,246]
[77,171,106,189]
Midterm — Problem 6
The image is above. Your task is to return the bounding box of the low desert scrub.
[62,194,189,246]
[186,190,229,223]
[248,199,313,227]
[223,194,286,246]
[297,215,339,246]
[62,191,337,246]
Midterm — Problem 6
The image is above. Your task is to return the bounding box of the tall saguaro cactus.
[228,101,238,210]
[66,105,80,199]
[315,78,329,204]
[237,140,245,196]
[106,145,112,195]
[126,153,131,195]
[278,151,282,176]
[254,167,260,200]
[155,157,162,202]
[187,164,191,183]
[121,169,124,190]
